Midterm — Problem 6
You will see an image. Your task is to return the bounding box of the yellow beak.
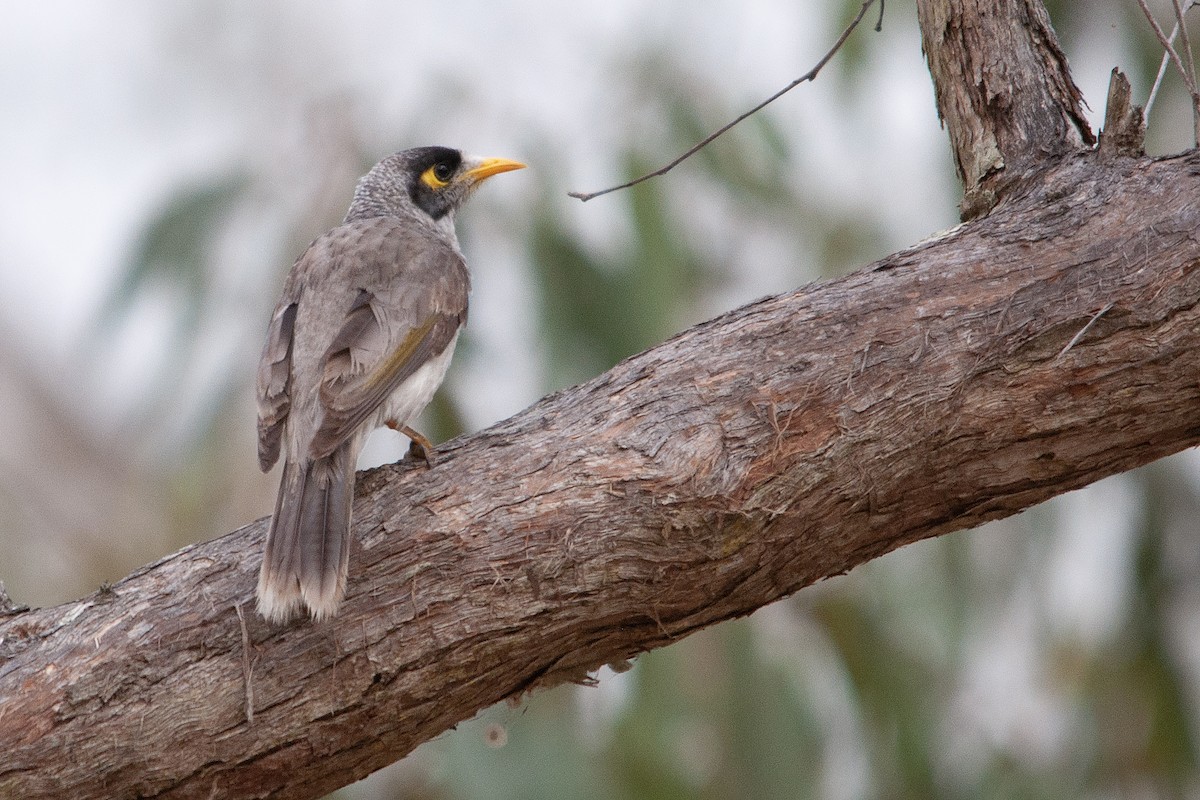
[463,157,526,183]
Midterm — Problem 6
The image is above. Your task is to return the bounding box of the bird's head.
[346,146,525,227]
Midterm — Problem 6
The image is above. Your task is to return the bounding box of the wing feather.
[307,240,467,460]
[256,300,298,471]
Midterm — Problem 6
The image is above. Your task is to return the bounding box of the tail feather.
[257,444,354,623]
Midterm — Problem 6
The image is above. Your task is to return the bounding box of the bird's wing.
[256,296,298,471]
[308,240,468,460]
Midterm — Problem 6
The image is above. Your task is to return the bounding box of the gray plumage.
[256,146,523,623]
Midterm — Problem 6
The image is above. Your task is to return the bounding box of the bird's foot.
[387,420,436,466]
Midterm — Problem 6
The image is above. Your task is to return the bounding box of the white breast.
[368,331,460,437]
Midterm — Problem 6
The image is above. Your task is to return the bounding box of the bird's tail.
[257,444,354,623]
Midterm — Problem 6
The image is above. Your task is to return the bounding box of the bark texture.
[916,0,1096,217]
[2,149,1200,798]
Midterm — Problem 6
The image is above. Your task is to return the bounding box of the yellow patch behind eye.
[420,166,449,189]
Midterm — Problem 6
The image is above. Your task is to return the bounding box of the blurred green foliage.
[531,158,708,388]
[93,175,250,404]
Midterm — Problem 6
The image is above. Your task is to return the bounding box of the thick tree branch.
[916,0,1095,218]
[2,149,1199,799]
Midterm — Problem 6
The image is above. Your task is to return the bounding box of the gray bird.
[256,146,524,623]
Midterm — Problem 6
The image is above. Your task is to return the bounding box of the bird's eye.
[421,162,455,189]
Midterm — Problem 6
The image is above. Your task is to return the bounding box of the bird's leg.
[386,420,435,465]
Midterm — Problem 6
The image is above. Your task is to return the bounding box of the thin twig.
[1144,0,1200,117]
[1172,0,1198,89]
[568,0,883,202]
[1138,0,1191,88]
[1146,37,1176,119]
[1057,302,1115,358]
[1138,0,1200,144]
[1172,0,1200,143]
[234,603,255,725]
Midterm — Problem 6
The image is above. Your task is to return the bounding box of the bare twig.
[1173,0,1198,87]
[1138,0,1200,143]
[235,602,255,725]
[568,0,884,201]
[1147,39,1176,118]
[1057,302,1116,358]
[1172,0,1200,142]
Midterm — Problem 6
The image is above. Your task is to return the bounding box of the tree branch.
[1138,0,1200,144]
[568,0,883,201]
[2,149,1199,799]
[916,0,1095,218]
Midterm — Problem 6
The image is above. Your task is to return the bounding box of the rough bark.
[1099,68,1147,159]
[916,0,1096,218]
[2,148,1199,798]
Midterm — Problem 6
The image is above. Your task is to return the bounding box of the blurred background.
[2,0,1200,797]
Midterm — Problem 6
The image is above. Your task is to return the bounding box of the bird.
[255,146,524,623]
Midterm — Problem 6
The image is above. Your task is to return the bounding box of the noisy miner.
[256,146,524,623]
